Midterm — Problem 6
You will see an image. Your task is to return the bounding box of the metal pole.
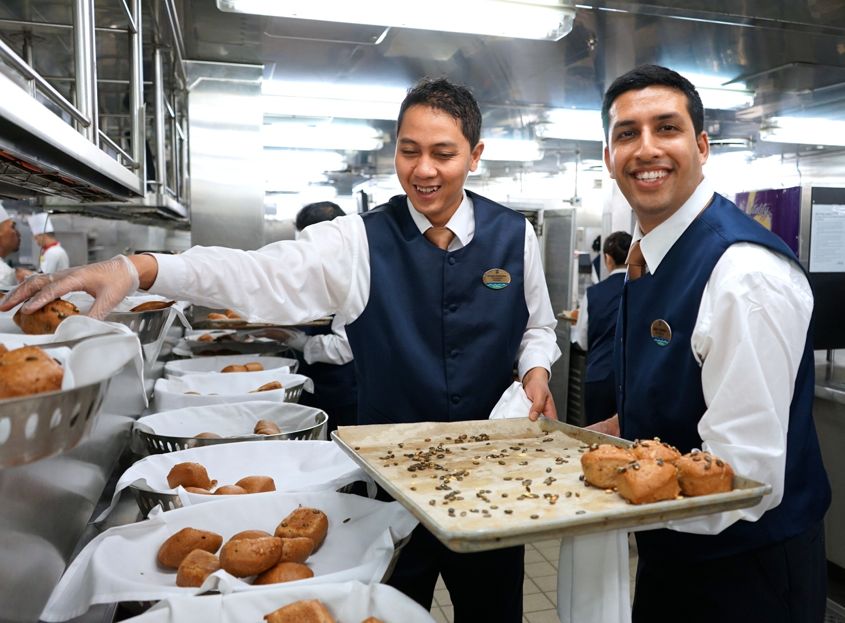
[73,0,98,141]
[130,0,145,187]
[154,46,167,204]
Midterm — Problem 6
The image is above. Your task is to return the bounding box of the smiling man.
[3,78,560,622]
[594,64,830,623]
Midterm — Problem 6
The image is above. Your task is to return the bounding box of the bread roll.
[252,380,283,393]
[235,476,276,494]
[193,432,222,439]
[157,528,223,569]
[198,333,216,342]
[215,485,248,495]
[254,419,281,435]
[244,361,264,371]
[0,345,64,399]
[274,508,329,550]
[207,313,228,320]
[254,561,313,585]
[130,300,175,312]
[264,600,335,623]
[632,438,681,464]
[615,458,680,505]
[229,529,272,542]
[220,536,283,577]
[580,444,636,489]
[224,309,242,319]
[361,618,385,623]
[13,299,80,334]
[176,549,220,587]
[167,462,215,490]
[676,450,734,496]
[221,364,247,373]
[278,537,315,563]
[184,486,213,495]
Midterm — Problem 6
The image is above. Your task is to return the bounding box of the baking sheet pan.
[332,417,771,553]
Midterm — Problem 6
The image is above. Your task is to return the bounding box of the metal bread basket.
[0,380,110,468]
[106,307,174,366]
[134,409,328,455]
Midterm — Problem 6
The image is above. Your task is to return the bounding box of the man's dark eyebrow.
[397,138,460,148]
[611,112,685,131]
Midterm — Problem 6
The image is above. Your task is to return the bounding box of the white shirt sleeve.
[0,260,15,288]
[149,215,369,325]
[41,245,70,274]
[667,243,813,534]
[302,315,354,365]
[517,221,562,379]
[571,292,589,351]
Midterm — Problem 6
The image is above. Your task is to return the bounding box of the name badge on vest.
[482,268,511,290]
[650,319,672,346]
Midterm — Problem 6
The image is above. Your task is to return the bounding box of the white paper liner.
[153,373,313,411]
[41,491,419,622]
[164,356,297,379]
[134,401,326,439]
[98,440,371,521]
[120,581,436,623]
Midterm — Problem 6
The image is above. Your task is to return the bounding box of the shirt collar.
[632,177,715,274]
[406,191,474,248]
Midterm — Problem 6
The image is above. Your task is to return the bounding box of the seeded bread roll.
[254,561,314,585]
[264,600,336,623]
[580,444,636,489]
[274,508,329,550]
[615,458,680,504]
[631,438,681,464]
[254,419,281,435]
[130,300,175,312]
[278,537,315,563]
[229,529,272,542]
[676,450,734,496]
[157,527,223,569]
[176,549,220,587]
[0,345,64,399]
[220,536,283,577]
[167,462,215,490]
[13,299,80,334]
[235,475,276,494]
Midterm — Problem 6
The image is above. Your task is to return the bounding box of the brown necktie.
[425,226,455,251]
[626,240,647,281]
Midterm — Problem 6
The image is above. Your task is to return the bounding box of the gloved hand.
[0,255,140,320]
[280,329,308,351]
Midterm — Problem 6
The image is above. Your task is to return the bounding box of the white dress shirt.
[630,178,813,534]
[40,244,69,274]
[0,259,15,288]
[302,316,354,365]
[151,192,560,379]
[571,267,627,351]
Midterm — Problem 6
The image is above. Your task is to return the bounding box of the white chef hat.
[27,213,54,234]
[0,201,9,223]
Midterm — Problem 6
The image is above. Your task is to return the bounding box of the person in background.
[0,202,21,289]
[593,64,830,622]
[3,77,560,623]
[571,230,631,425]
[590,234,602,283]
[285,201,358,433]
[17,213,69,280]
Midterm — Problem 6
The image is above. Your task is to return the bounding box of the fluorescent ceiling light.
[681,71,754,110]
[760,116,845,147]
[481,138,544,162]
[263,119,384,151]
[263,81,406,120]
[219,0,576,41]
[535,109,603,141]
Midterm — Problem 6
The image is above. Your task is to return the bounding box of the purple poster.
[735,187,801,255]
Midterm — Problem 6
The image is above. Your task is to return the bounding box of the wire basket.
[135,409,327,455]
[0,380,110,468]
[106,307,174,366]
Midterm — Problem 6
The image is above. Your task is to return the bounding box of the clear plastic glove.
[281,328,308,351]
[0,255,140,320]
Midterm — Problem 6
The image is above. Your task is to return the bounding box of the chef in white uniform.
[0,202,21,289]
[27,213,70,275]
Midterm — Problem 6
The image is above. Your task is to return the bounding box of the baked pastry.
[235,476,276,494]
[631,438,681,464]
[214,485,248,495]
[207,313,228,320]
[129,300,175,312]
[224,309,242,319]
[615,458,681,505]
[252,381,283,393]
[176,549,220,587]
[198,333,216,342]
[254,561,313,585]
[220,536,283,577]
[676,450,734,496]
[278,537,315,563]
[194,431,222,439]
[254,419,281,435]
[264,600,336,623]
[184,486,213,495]
[14,299,80,334]
[580,444,636,489]
[167,462,215,490]
[362,618,385,623]
[0,345,64,399]
[230,529,273,541]
[275,508,329,550]
[157,527,223,569]
[221,361,265,373]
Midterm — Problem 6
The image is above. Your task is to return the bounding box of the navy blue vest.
[296,322,358,412]
[346,191,528,425]
[615,193,830,562]
[585,272,625,383]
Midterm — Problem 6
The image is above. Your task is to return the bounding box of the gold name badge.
[650,319,672,346]
[482,268,511,290]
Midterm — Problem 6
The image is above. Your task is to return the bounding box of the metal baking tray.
[332,417,771,553]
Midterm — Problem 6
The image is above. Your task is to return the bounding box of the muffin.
[615,458,681,505]
[676,450,734,496]
[580,443,636,489]
[631,438,681,464]
[14,299,80,334]
[0,345,64,399]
